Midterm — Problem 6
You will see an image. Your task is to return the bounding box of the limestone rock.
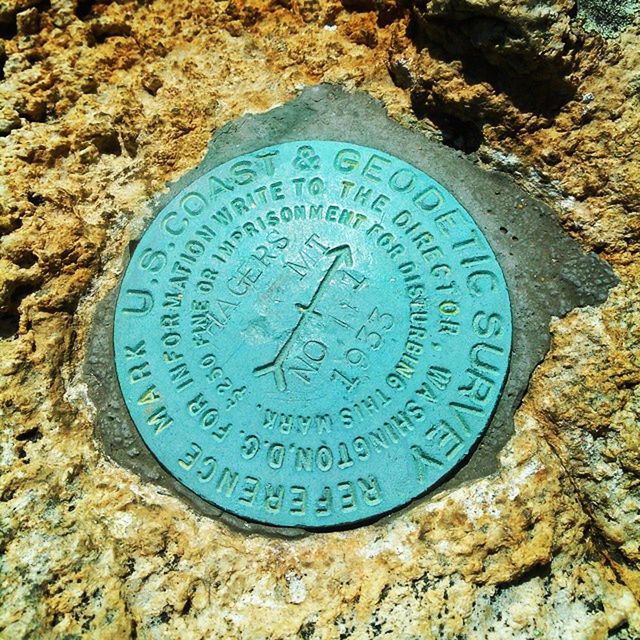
[0,0,639,638]
[412,0,576,75]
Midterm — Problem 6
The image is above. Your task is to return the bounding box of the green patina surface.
[112,140,513,529]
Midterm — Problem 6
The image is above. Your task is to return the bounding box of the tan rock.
[0,0,639,638]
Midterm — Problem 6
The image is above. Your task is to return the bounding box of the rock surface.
[0,0,638,638]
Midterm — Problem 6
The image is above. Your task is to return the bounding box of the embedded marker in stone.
[113,140,512,529]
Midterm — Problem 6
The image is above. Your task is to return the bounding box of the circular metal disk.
[114,140,512,529]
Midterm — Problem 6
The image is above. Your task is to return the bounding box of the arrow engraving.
[253,245,353,391]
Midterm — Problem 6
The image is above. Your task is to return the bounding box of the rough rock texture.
[578,0,640,38]
[0,0,639,638]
